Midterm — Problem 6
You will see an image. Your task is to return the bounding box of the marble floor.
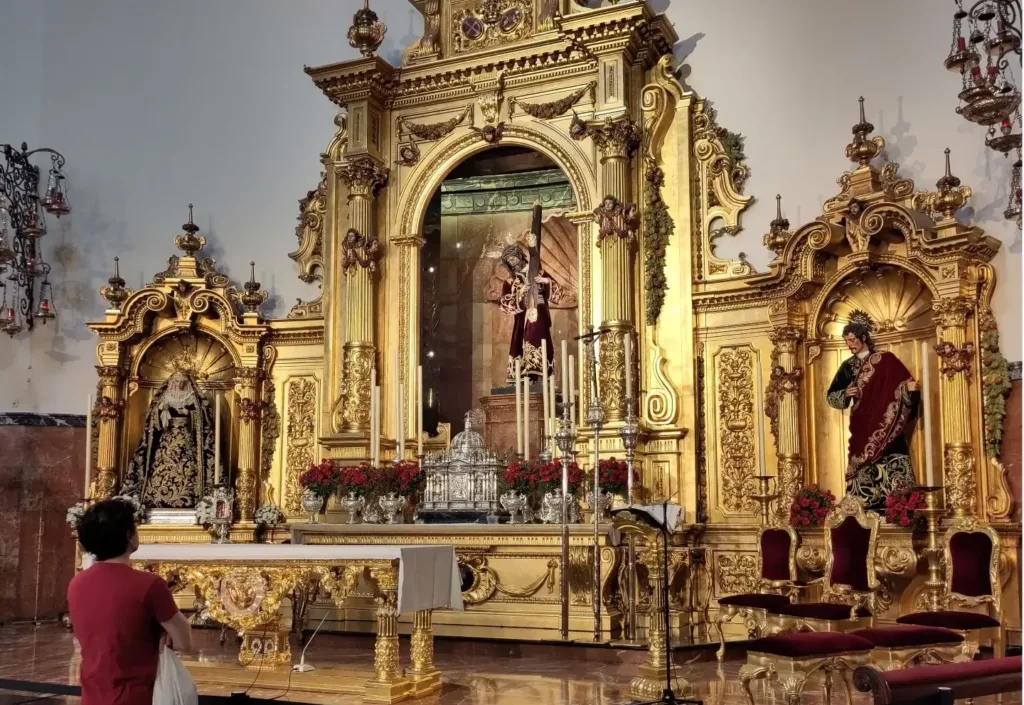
[0,624,1018,705]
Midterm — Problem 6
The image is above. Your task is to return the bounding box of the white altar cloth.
[131,543,464,614]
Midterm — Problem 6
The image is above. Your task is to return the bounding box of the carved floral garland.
[980,315,1011,458]
[643,166,673,326]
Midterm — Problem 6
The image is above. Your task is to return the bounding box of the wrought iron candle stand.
[917,485,946,611]
[554,401,578,641]
[620,396,641,642]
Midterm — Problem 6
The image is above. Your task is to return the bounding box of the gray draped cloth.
[121,371,218,508]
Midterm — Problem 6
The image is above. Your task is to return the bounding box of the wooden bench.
[854,656,1022,705]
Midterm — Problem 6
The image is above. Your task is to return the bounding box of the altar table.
[132,543,462,703]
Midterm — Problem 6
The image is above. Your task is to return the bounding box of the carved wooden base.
[739,650,871,705]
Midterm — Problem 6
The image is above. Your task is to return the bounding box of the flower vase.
[300,489,325,524]
[539,489,579,524]
[501,490,534,524]
[379,493,407,525]
[340,492,366,525]
[586,489,614,520]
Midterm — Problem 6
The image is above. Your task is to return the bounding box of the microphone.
[292,610,330,673]
[574,327,610,341]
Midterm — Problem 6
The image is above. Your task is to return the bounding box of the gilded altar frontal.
[77,0,1020,683]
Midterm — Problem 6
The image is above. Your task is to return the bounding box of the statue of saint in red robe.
[500,245,559,381]
[827,312,919,510]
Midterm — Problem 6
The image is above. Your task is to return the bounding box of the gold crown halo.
[169,353,210,380]
[847,309,874,331]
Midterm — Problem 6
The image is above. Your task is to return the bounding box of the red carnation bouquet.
[337,462,375,498]
[373,460,424,496]
[535,459,584,495]
[500,459,540,496]
[884,486,926,528]
[591,457,637,496]
[300,460,341,499]
[789,485,836,527]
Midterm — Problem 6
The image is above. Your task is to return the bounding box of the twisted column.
[933,296,977,517]
[336,156,388,434]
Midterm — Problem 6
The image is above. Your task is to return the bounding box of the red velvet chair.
[897,516,1003,658]
[713,523,799,661]
[767,495,879,633]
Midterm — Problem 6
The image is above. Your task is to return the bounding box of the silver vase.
[500,490,534,524]
[539,488,579,524]
[340,492,365,524]
[379,493,407,525]
[300,489,325,524]
[586,489,614,520]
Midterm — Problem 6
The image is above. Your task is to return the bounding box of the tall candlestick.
[372,385,381,467]
[395,348,402,459]
[524,375,531,457]
[214,392,222,485]
[417,365,424,457]
[398,383,405,459]
[541,340,550,451]
[516,360,524,454]
[568,354,576,427]
[922,341,936,486]
[84,395,92,498]
[624,332,633,399]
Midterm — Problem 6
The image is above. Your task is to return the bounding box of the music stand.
[611,502,702,705]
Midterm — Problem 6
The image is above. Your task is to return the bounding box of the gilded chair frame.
[942,515,1003,657]
[771,495,880,633]
[714,522,799,661]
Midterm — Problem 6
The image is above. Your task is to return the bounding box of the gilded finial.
[236,260,268,314]
[845,96,885,167]
[762,194,791,256]
[914,148,972,221]
[347,0,387,58]
[100,255,132,309]
[175,203,205,256]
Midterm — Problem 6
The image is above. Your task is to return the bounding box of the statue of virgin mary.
[121,371,218,508]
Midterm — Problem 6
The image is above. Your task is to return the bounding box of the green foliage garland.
[980,317,1012,458]
[644,166,674,326]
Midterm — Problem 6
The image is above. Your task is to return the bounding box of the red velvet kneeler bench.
[854,655,1022,705]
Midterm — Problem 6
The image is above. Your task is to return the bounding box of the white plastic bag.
[152,647,198,705]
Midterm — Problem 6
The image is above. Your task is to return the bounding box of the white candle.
[373,385,381,467]
[568,354,576,428]
[624,332,633,399]
[561,340,568,405]
[398,383,405,459]
[417,365,424,457]
[549,374,558,448]
[370,367,377,466]
[922,341,935,486]
[541,339,550,448]
[214,392,221,485]
[84,394,92,498]
[524,375,531,457]
[515,359,523,455]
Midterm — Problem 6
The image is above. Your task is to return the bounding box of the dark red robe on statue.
[827,350,919,509]
[501,266,559,381]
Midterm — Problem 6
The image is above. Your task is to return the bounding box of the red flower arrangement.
[300,460,341,499]
[885,486,926,528]
[373,460,424,496]
[789,486,836,527]
[536,459,585,494]
[337,462,375,498]
[500,459,539,495]
[590,458,637,496]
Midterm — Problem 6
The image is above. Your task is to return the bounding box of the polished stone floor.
[0,624,1018,705]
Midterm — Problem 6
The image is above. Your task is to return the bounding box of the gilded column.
[234,367,261,521]
[572,115,641,422]
[93,365,125,499]
[767,326,804,519]
[933,296,977,517]
[336,156,388,434]
[366,566,412,701]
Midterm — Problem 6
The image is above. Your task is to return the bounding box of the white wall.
[1,0,1018,413]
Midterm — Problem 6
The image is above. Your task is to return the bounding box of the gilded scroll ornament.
[337,156,388,197]
[150,206,230,289]
[341,344,374,431]
[570,113,641,159]
[715,552,758,595]
[717,347,758,514]
[598,330,626,419]
[763,365,801,444]
[509,82,596,120]
[284,378,316,514]
[935,340,975,381]
[944,443,977,516]
[592,195,639,248]
[932,296,974,328]
[288,173,326,319]
[341,228,383,274]
[404,0,441,63]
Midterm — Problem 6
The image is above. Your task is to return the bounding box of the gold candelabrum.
[751,475,778,526]
[918,485,947,612]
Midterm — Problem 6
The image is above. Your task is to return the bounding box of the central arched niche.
[806,264,939,498]
[419,146,578,444]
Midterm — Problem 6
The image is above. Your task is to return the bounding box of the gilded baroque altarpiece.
[86,0,1018,643]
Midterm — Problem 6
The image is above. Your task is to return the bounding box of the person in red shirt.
[68,499,193,705]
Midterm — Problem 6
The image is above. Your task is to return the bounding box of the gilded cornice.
[266,319,325,347]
